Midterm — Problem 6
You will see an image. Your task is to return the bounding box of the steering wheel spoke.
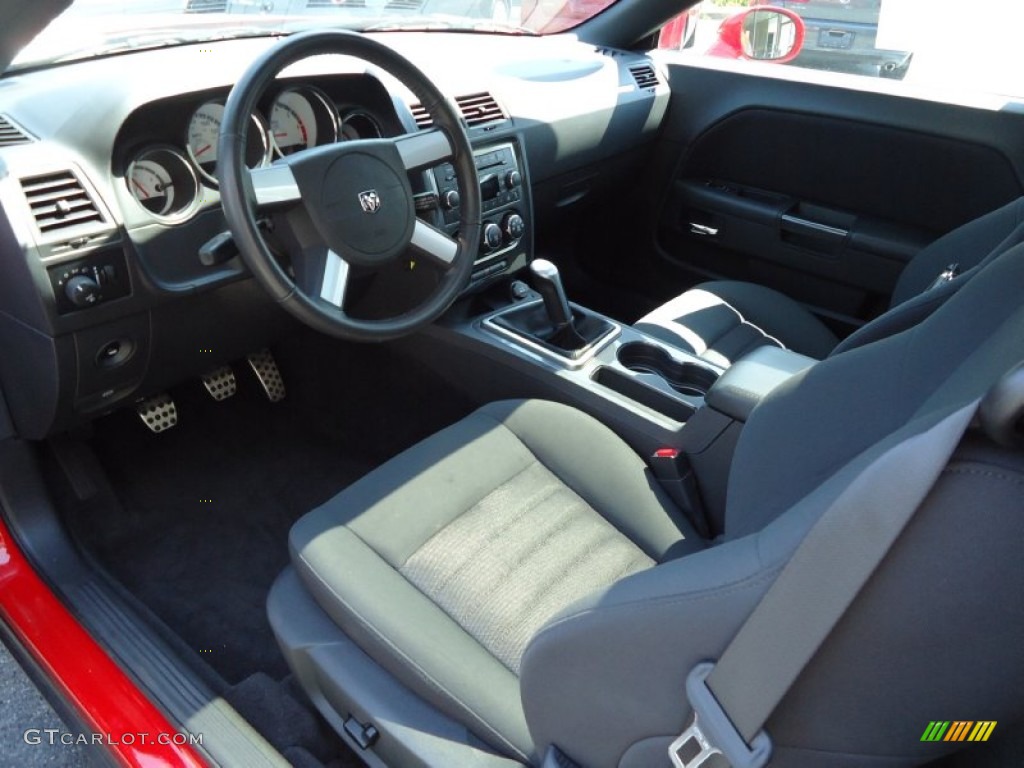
[410,220,459,269]
[395,128,453,171]
[249,163,301,208]
[319,249,351,309]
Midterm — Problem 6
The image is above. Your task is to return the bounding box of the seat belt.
[669,398,981,768]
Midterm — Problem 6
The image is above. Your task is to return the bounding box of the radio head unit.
[429,141,530,287]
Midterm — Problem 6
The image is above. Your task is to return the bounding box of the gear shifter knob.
[530,259,574,331]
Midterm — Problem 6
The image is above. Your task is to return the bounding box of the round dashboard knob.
[481,222,503,251]
[442,189,461,210]
[504,170,522,189]
[502,213,525,241]
[65,275,102,308]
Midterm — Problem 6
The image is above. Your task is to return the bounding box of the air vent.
[384,0,421,9]
[410,103,433,130]
[456,92,506,126]
[21,171,104,235]
[629,64,659,89]
[0,116,32,147]
[185,0,228,12]
[410,92,507,130]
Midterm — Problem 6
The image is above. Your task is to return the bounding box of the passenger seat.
[635,197,1024,368]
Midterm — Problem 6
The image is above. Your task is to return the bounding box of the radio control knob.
[481,223,503,251]
[65,274,102,308]
[442,189,461,210]
[504,170,522,189]
[502,213,525,241]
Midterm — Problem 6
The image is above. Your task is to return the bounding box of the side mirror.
[712,7,805,63]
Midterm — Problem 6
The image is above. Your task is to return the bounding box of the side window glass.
[657,1,1024,100]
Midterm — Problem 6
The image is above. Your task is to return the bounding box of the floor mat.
[72,378,369,684]
[64,332,475,686]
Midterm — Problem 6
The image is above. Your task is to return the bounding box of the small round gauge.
[126,147,199,221]
[186,99,270,185]
[339,110,383,142]
[270,86,338,157]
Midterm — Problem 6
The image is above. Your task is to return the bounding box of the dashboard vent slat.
[410,103,433,130]
[456,92,506,126]
[21,171,104,235]
[410,92,506,130]
[629,64,659,89]
[185,0,228,12]
[0,116,32,147]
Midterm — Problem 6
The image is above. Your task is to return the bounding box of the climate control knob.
[442,189,461,210]
[502,213,525,241]
[481,222,503,251]
[65,275,102,308]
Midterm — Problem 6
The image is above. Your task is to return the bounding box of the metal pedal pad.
[246,349,286,402]
[136,394,177,433]
[201,365,237,401]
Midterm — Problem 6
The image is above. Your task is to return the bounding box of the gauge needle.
[195,144,212,158]
[132,179,150,199]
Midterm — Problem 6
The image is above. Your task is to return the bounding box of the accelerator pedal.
[136,394,177,434]
[201,365,237,401]
[246,349,286,402]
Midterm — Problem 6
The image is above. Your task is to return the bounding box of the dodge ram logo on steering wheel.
[358,189,382,214]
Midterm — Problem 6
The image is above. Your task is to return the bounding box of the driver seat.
[268,241,1024,767]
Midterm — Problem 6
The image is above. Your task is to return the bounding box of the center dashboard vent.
[21,171,105,236]
[629,64,659,89]
[0,116,33,147]
[410,92,507,129]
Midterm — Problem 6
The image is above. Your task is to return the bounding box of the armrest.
[705,346,816,422]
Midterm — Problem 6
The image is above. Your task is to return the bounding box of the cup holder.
[617,342,719,396]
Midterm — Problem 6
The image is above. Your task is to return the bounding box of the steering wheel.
[218,30,481,341]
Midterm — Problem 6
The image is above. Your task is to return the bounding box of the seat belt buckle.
[669,662,772,768]
[650,449,711,538]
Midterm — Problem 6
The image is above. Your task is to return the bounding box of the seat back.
[831,196,1024,356]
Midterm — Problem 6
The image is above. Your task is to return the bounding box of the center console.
[427,259,816,537]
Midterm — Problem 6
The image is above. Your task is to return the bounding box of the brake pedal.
[246,349,286,402]
[201,365,237,401]
[136,394,177,433]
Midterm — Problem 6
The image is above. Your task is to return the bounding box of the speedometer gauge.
[126,147,198,221]
[270,87,338,157]
[186,99,270,185]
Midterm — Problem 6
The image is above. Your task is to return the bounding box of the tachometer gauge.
[126,147,199,221]
[270,87,338,157]
[339,110,383,142]
[187,99,270,185]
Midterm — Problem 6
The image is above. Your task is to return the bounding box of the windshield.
[10,0,618,71]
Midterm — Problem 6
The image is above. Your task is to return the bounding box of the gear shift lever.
[492,258,614,359]
[530,259,574,333]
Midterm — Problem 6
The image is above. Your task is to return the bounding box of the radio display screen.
[480,174,500,201]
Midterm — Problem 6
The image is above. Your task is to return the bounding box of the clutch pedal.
[246,349,286,402]
[201,365,237,401]
[136,394,177,433]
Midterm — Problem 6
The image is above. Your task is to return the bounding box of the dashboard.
[0,30,669,439]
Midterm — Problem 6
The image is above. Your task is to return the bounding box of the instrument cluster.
[123,85,385,223]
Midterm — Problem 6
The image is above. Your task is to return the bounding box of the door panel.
[649,63,1024,326]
